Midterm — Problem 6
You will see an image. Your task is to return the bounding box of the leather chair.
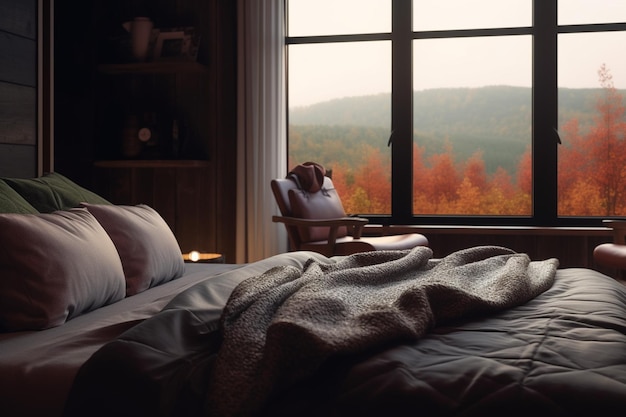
[271,175,428,257]
[594,220,626,276]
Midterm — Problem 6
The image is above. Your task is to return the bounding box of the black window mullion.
[391,0,413,222]
[533,0,558,225]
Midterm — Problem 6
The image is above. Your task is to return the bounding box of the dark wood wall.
[419,227,612,270]
[0,0,37,178]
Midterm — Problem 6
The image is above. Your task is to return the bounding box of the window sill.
[365,224,612,237]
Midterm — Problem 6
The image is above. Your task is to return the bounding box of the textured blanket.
[206,246,558,417]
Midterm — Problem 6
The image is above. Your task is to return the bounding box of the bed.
[2,174,626,417]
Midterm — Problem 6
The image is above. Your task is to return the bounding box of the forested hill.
[288,86,623,174]
[290,86,615,130]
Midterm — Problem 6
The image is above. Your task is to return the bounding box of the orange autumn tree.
[420,143,462,213]
[588,64,626,215]
[325,146,391,214]
[453,152,488,214]
[335,144,525,216]
[356,147,392,213]
[559,64,626,216]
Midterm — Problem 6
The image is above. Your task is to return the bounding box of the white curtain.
[236,0,288,263]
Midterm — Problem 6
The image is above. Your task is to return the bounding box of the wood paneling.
[374,225,614,271]
[0,143,36,177]
[0,33,36,86]
[0,83,36,145]
[0,0,37,178]
[0,0,36,38]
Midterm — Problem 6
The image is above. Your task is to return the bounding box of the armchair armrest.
[272,215,368,239]
[603,219,626,244]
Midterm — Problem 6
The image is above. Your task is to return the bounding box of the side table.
[182,251,225,263]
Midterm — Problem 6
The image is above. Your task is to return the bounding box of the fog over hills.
[289,86,621,174]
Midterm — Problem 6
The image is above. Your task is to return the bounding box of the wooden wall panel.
[0,0,37,178]
[400,227,613,270]
[0,83,36,145]
[0,143,36,177]
[0,33,36,86]
[176,166,213,255]
[0,0,36,38]
[146,168,177,230]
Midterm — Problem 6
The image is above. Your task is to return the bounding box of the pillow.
[0,180,39,214]
[288,181,348,243]
[80,203,185,296]
[3,172,111,213]
[0,209,126,332]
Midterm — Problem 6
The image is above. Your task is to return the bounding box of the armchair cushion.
[594,243,626,270]
[288,186,348,243]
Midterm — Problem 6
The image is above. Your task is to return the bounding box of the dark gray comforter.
[64,248,626,417]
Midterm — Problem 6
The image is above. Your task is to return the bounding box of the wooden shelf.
[94,159,209,168]
[97,61,208,75]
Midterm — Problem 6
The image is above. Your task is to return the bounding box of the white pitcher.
[122,17,154,62]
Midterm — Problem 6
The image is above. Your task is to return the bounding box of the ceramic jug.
[122,17,153,62]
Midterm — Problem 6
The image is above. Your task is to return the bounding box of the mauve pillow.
[80,203,185,296]
[0,209,126,332]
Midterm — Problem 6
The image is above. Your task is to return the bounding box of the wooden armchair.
[593,220,626,275]
[271,175,428,257]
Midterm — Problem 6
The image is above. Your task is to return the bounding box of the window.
[286,0,626,226]
[287,0,392,215]
[412,35,532,216]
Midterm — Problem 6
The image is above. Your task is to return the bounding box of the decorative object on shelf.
[154,27,200,61]
[118,111,188,160]
[121,115,142,158]
[154,30,185,59]
[138,112,161,159]
[121,17,154,62]
[138,127,151,143]
[170,116,187,158]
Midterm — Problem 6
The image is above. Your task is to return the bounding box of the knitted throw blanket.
[205,246,558,417]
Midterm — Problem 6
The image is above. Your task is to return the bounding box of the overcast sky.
[288,0,626,107]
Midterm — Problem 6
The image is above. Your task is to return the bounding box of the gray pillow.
[81,203,185,296]
[0,209,126,331]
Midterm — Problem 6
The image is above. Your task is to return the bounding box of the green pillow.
[0,180,39,214]
[3,172,111,213]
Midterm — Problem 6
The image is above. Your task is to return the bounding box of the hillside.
[289,86,620,174]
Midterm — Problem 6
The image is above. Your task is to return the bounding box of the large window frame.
[286,0,626,227]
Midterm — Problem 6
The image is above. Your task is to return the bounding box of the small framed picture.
[153,31,186,60]
[153,27,201,61]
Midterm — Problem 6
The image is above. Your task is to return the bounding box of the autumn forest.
[288,65,626,217]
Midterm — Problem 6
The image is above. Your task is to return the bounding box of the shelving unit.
[97,61,209,75]
[55,0,236,261]
[94,159,209,168]
[93,60,211,162]
[84,0,226,258]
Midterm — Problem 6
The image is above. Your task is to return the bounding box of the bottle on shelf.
[121,114,142,158]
